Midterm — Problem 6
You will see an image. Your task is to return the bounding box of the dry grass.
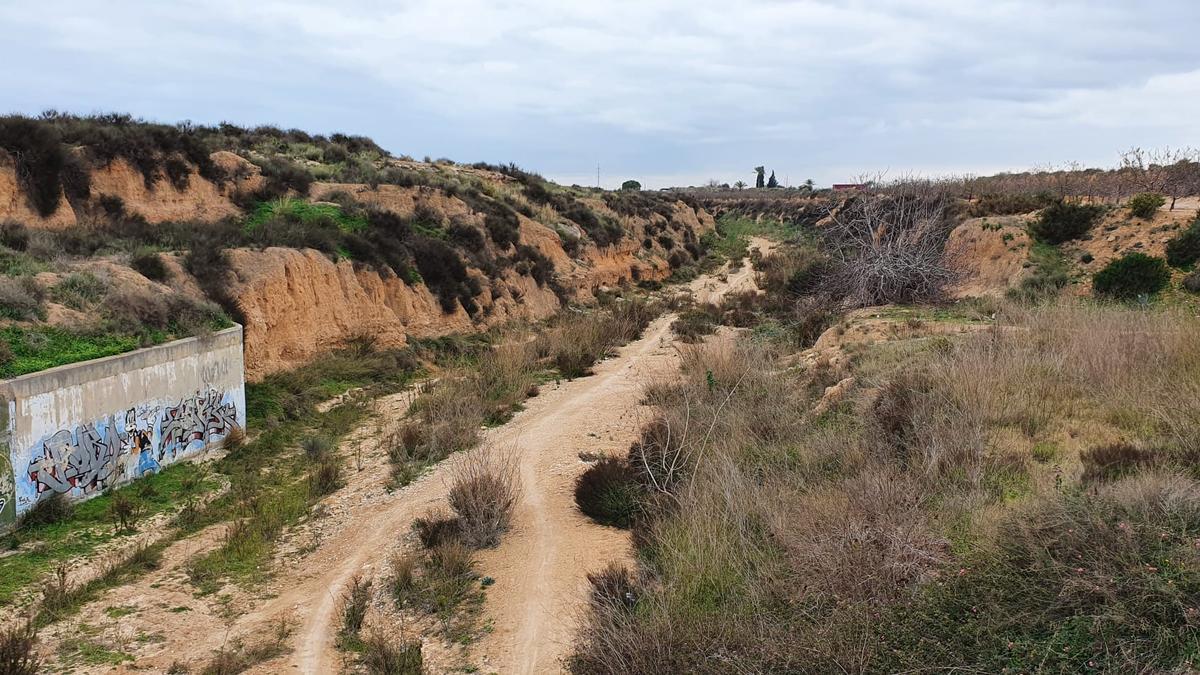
[361,630,424,674]
[446,446,520,548]
[571,298,1200,673]
[0,619,39,675]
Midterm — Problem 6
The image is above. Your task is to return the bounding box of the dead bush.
[0,619,39,675]
[447,447,520,548]
[821,188,956,306]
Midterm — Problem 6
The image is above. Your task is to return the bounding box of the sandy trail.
[36,237,774,674]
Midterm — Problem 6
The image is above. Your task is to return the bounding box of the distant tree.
[734,180,747,190]
[767,171,779,188]
[754,166,765,189]
[804,178,815,193]
[620,179,641,191]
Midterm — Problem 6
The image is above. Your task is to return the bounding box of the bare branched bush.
[0,619,40,675]
[446,446,521,548]
[821,182,957,306]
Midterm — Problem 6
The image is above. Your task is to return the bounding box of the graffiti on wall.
[16,388,241,515]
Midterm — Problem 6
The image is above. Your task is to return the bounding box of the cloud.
[1,0,1198,187]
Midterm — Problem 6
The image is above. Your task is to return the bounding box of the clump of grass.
[361,630,424,674]
[574,457,640,528]
[307,452,343,497]
[36,542,165,627]
[199,618,293,675]
[411,510,462,549]
[388,543,481,636]
[130,247,171,281]
[447,447,520,548]
[337,575,372,649]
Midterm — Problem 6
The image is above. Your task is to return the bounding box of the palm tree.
[734,180,747,190]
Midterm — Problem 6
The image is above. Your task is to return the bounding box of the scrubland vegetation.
[573,294,1200,672]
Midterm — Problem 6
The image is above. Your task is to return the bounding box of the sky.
[2,0,1199,189]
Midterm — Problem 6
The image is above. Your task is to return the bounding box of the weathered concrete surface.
[0,326,246,528]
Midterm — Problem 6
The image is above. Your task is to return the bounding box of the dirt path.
[34,237,774,674]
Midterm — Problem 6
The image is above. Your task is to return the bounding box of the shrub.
[446,447,520,548]
[1165,217,1200,268]
[253,157,314,198]
[130,248,171,281]
[107,491,142,532]
[406,235,480,315]
[308,452,342,497]
[586,564,638,611]
[513,244,555,288]
[1127,192,1166,219]
[574,457,641,528]
[361,631,423,674]
[968,192,1055,217]
[620,180,641,191]
[0,619,39,675]
[1028,200,1104,244]
[339,575,372,645]
[412,511,462,549]
[301,434,333,460]
[671,306,719,343]
[0,276,45,321]
[1184,271,1200,293]
[0,221,30,251]
[19,493,73,528]
[0,116,66,217]
[51,272,108,310]
[1092,252,1170,299]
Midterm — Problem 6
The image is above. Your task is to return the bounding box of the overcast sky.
[2,1,1198,189]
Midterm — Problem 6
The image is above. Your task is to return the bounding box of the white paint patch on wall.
[0,326,245,529]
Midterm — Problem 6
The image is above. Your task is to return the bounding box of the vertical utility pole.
[597,164,601,189]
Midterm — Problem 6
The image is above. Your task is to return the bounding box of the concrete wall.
[0,326,246,529]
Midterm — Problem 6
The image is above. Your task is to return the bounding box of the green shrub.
[0,116,66,217]
[1127,192,1166,219]
[574,457,640,528]
[130,248,171,281]
[1165,217,1200,268]
[1028,201,1104,244]
[51,272,108,310]
[1092,252,1170,299]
